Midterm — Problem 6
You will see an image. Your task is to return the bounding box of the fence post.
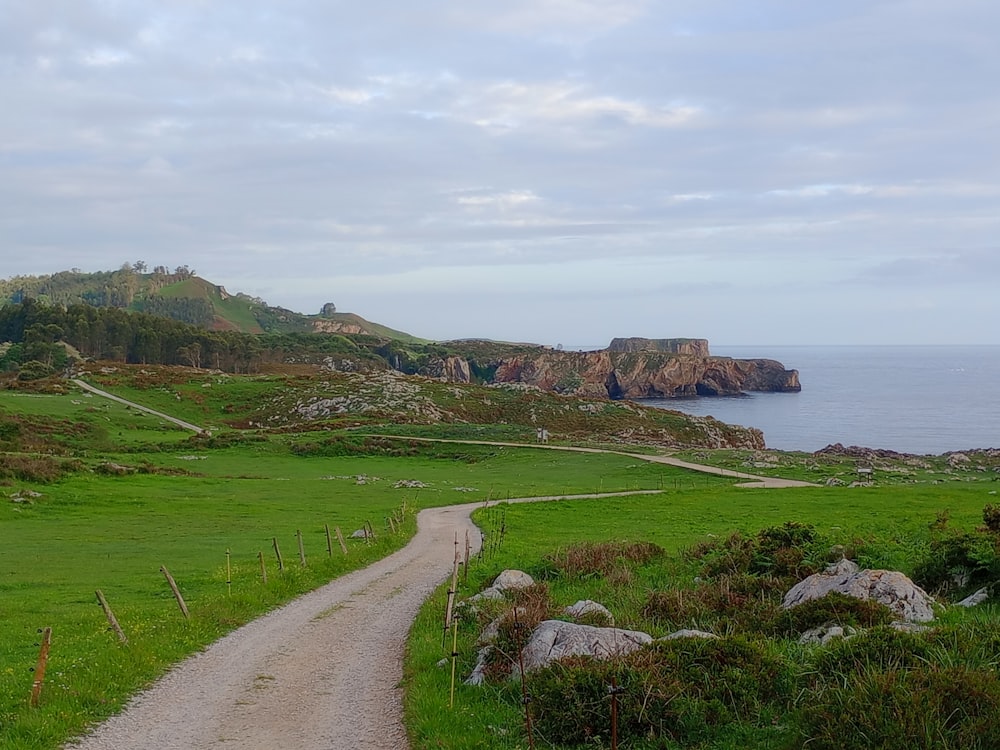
[297,530,306,566]
[29,627,52,708]
[258,551,268,585]
[335,526,348,555]
[160,566,190,619]
[95,590,127,643]
[449,617,459,709]
[273,537,284,571]
[325,524,333,558]
[226,549,232,596]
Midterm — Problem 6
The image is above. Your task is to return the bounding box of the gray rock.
[564,600,614,626]
[659,629,718,641]
[798,624,857,645]
[349,528,371,539]
[956,586,991,608]
[517,620,651,676]
[782,562,935,623]
[492,570,535,592]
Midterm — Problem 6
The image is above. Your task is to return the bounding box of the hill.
[0,264,422,342]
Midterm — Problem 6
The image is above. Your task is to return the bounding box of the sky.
[1,1,998,347]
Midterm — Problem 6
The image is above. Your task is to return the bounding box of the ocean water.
[639,346,1000,455]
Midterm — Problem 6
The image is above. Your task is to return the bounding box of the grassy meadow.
[3,371,999,749]
[406,480,1000,749]
[0,383,690,749]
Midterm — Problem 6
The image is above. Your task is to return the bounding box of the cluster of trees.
[0,299,381,379]
[0,263,197,310]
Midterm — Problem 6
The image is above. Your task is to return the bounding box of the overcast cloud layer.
[2,1,998,345]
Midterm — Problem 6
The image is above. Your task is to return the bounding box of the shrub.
[480,584,553,681]
[912,531,1000,596]
[808,627,933,680]
[643,573,786,634]
[796,667,1000,750]
[539,540,664,580]
[692,522,825,581]
[772,591,894,636]
[529,636,794,746]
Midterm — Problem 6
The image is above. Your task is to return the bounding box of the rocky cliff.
[433,339,800,400]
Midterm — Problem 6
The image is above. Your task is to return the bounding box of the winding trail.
[64,491,660,750]
[64,383,814,748]
[369,435,817,489]
[72,379,206,434]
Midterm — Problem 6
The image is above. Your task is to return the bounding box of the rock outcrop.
[516,620,652,676]
[782,559,936,623]
[490,348,799,400]
[418,356,472,383]
[607,338,710,357]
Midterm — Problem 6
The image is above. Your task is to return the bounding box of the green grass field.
[405,481,1000,749]
[4,376,1000,750]
[0,383,698,750]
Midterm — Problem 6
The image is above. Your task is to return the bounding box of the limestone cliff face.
[470,345,800,400]
[312,320,366,335]
[607,337,710,357]
[419,356,472,383]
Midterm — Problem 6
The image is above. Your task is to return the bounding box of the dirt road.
[71,379,206,434]
[65,491,659,750]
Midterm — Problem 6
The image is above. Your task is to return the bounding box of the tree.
[320,302,338,317]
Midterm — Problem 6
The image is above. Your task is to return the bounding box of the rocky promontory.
[432,337,800,401]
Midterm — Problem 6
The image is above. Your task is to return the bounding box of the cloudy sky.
[2,1,998,346]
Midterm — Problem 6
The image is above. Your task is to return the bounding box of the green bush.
[772,591,894,636]
[796,666,1000,750]
[643,573,786,634]
[529,636,794,746]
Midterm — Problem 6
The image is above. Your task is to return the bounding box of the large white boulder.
[517,620,652,676]
[782,560,935,622]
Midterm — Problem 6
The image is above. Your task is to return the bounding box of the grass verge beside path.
[1,434,697,750]
[405,480,1000,749]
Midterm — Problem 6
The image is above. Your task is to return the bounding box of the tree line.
[0,299,382,379]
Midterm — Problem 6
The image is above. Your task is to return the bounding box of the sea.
[622,345,999,455]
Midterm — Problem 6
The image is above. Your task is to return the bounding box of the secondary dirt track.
[64,490,661,750]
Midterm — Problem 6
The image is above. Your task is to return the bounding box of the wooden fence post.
[325,524,333,557]
[226,549,232,596]
[297,530,306,566]
[95,590,127,643]
[258,551,268,584]
[335,526,348,555]
[273,537,284,571]
[29,627,52,708]
[160,566,190,619]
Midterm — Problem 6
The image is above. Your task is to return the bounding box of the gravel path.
[72,379,206,434]
[65,491,656,750]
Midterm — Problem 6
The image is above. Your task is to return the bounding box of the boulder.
[517,620,652,676]
[492,570,535,592]
[956,586,991,608]
[564,600,614,626]
[782,560,935,622]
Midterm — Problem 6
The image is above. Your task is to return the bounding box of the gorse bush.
[537,540,665,580]
[689,521,826,581]
[529,636,794,746]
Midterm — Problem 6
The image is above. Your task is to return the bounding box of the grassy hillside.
[0,266,422,341]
